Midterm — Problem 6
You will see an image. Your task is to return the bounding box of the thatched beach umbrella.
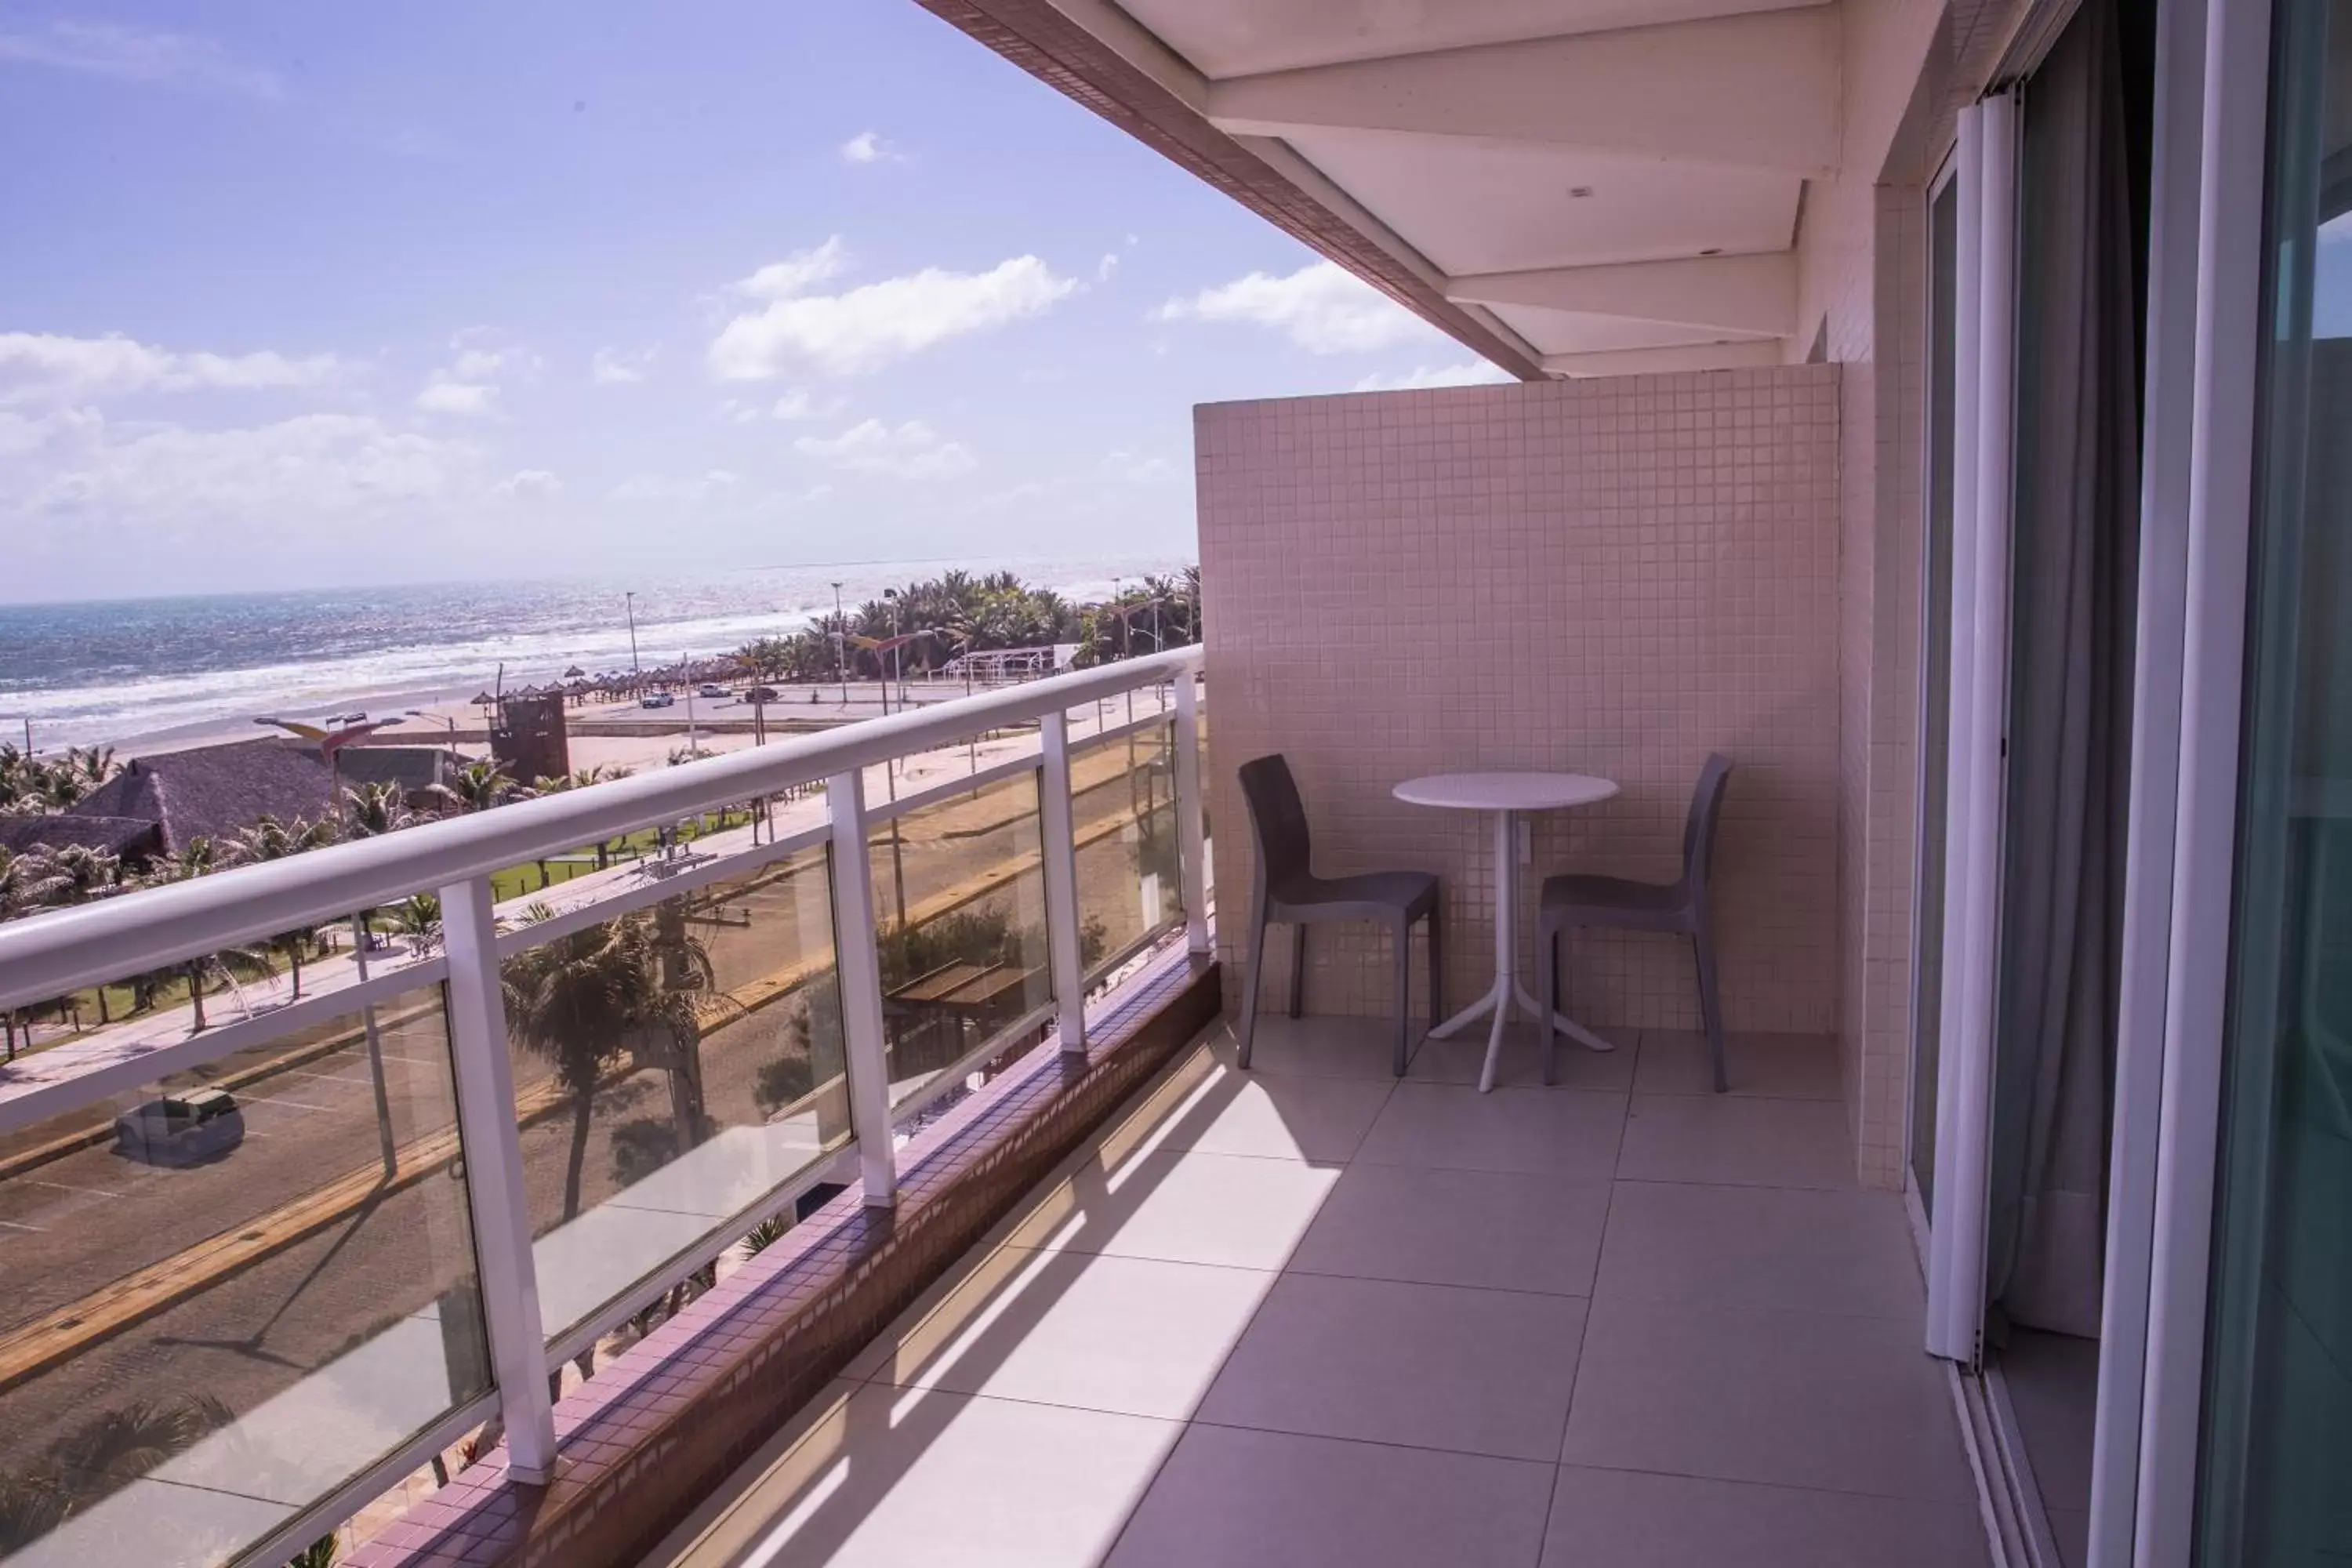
[471,691,495,708]
[564,665,586,678]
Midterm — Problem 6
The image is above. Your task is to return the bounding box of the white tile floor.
[654,1016,1990,1568]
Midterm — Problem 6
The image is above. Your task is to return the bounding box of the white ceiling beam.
[1447,252,1797,336]
[1205,9,1841,178]
[1541,339,1788,377]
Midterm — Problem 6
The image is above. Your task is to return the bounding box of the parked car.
[114,1089,245,1165]
[640,692,675,709]
[697,684,731,699]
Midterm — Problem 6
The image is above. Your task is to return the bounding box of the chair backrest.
[1679,753,1736,898]
[1237,754,1312,888]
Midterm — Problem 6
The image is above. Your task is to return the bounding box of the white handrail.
[0,648,1200,1011]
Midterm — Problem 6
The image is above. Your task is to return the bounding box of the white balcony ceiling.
[1065,0,1842,375]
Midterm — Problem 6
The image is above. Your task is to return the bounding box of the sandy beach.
[111,675,1034,779]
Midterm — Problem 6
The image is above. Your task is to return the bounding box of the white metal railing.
[0,647,1206,1568]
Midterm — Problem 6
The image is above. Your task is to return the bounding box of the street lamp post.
[832,581,848,709]
[624,592,642,686]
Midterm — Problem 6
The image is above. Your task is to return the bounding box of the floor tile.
[1635,1030,1844,1100]
[1288,1160,1609,1297]
[1541,1465,1988,1567]
[1008,1147,1341,1271]
[1562,1294,1974,1501]
[699,1383,1178,1568]
[1198,1272,1586,1461]
[1616,1094,1857,1189]
[1104,1424,1554,1568]
[1407,1022,1638,1092]
[1355,1082,1626,1179]
[1155,1058,1394,1163]
[858,1249,1275,1420]
[1593,1181,1923,1319]
[1208,1014,1414,1080]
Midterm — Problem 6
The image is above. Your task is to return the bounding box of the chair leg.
[1693,930,1727,1093]
[1289,923,1307,1019]
[1392,918,1412,1078]
[1538,927,1559,1087]
[1426,906,1443,1040]
[1238,908,1269,1069]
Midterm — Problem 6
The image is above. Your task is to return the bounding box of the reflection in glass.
[0,982,484,1568]
[1076,724,1184,985]
[869,769,1054,1109]
[499,846,846,1346]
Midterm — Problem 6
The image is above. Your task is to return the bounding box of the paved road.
[0,742,1183,1512]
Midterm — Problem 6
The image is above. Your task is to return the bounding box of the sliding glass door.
[1912,164,1962,1218]
[2194,0,2352,1559]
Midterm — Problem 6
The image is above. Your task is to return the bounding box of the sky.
[0,3,1510,605]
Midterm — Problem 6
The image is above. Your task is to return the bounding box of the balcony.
[0,610,1987,1568]
[650,1013,1980,1568]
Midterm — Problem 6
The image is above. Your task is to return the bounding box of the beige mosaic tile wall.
[1197,368,1842,1052]
[1791,0,1948,1190]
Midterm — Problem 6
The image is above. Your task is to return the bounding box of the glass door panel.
[2197,1,2352,1560]
[1913,169,1963,1215]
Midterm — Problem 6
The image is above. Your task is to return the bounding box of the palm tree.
[500,906,721,1224]
[430,759,518,815]
[228,815,341,999]
[392,892,443,953]
[0,846,67,920]
[342,780,414,837]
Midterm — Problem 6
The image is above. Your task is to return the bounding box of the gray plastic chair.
[1236,754,1440,1076]
[1536,754,1735,1091]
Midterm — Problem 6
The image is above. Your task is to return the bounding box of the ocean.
[0,554,1191,753]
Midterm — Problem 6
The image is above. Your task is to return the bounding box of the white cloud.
[591,346,654,385]
[416,334,536,417]
[793,419,976,480]
[1352,361,1515,392]
[609,469,741,504]
[0,332,342,404]
[413,380,499,418]
[0,21,280,98]
[840,131,904,165]
[4,407,476,522]
[710,251,1078,379]
[1097,252,1120,283]
[770,388,844,422]
[1101,450,1177,485]
[731,238,851,302]
[492,468,562,502]
[1153,260,1436,354]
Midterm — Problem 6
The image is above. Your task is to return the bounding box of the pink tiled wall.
[1197,368,1842,1045]
[1789,0,1954,1189]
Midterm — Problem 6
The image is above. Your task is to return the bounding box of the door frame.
[1904,147,1965,1262]
[1923,87,2020,1370]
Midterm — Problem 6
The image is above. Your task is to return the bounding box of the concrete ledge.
[347,949,1221,1568]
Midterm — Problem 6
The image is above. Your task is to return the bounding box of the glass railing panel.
[0,978,485,1568]
[870,764,1054,1111]
[498,845,847,1347]
[1075,722,1184,986]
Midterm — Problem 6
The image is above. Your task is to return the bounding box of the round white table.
[1394,771,1621,1092]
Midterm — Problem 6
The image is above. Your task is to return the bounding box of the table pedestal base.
[1424,807,1618,1093]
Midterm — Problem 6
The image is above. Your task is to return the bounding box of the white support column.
[1038,712,1088,1054]
[1173,674,1210,956]
[826,770,896,1207]
[439,875,557,1485]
